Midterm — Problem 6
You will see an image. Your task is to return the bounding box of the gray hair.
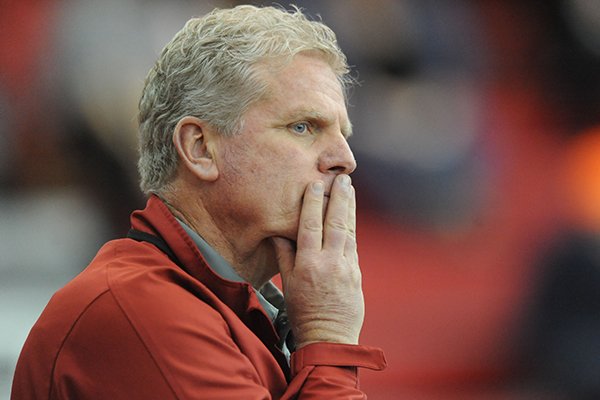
[137,4,352,195]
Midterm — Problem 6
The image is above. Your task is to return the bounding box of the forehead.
[254,54,351,130]
[265,53,344,97]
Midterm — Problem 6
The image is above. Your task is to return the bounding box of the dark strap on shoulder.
[127,229,182,267]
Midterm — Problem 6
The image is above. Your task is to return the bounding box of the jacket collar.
[129,195,266,321]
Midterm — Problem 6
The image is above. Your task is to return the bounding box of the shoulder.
[81,238,233,339]
[38,237,233,363]
[105,239,234,339]
[49,239,241,396]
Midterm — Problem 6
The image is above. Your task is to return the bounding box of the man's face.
[210,53,356,242]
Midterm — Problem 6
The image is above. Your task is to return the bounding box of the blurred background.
[1,0,599,398]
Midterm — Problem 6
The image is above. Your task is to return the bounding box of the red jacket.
[12,195,386,399]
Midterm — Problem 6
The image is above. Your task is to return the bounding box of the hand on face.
[272,174,364,348]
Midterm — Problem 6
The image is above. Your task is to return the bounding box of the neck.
[159,186,278,288]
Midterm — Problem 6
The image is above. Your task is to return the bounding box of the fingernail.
[312,181,324,194]
[340,175,351,186]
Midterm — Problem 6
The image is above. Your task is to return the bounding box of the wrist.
[293,325,360,349]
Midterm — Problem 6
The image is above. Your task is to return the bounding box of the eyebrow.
[284,109,353,138]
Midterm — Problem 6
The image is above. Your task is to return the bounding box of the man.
[12,5,386,399]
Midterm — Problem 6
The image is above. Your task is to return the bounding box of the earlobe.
[172,116,219,182]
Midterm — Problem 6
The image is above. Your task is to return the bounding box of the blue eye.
[290,122,310,135]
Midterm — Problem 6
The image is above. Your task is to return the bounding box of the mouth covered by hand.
[271,174,364,348]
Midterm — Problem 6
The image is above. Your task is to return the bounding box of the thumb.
[271,237,295,279]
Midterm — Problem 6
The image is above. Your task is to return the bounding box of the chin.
[284,222,300,242]
[285,227,299,242]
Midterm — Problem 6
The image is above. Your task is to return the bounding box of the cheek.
[224,138,313,202]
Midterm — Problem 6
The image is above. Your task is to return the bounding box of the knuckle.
[351,266,362,283]
[347,226,356,239]
[302,216,322,232]
[326,217,347,232]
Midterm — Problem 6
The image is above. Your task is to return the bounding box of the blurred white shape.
[56,0,217,162]
[354,75,482,172]
[0,189,111,398]
[0,189,110,274]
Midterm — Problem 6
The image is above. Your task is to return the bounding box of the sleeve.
[283,342,387,399]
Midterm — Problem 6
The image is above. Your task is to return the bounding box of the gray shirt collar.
[177,219,281,323]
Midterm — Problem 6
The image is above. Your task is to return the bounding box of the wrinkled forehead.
[250,53,352,136]
[262,53,344,96]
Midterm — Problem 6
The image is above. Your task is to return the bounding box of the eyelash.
[289,121,312,135]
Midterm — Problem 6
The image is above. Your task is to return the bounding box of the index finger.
[296,181,325,251]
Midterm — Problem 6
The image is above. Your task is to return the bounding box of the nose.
[318,133,357,175]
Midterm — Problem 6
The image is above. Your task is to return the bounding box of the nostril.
[327,166,347,173]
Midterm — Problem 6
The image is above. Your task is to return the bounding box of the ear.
[172,116,219,182]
